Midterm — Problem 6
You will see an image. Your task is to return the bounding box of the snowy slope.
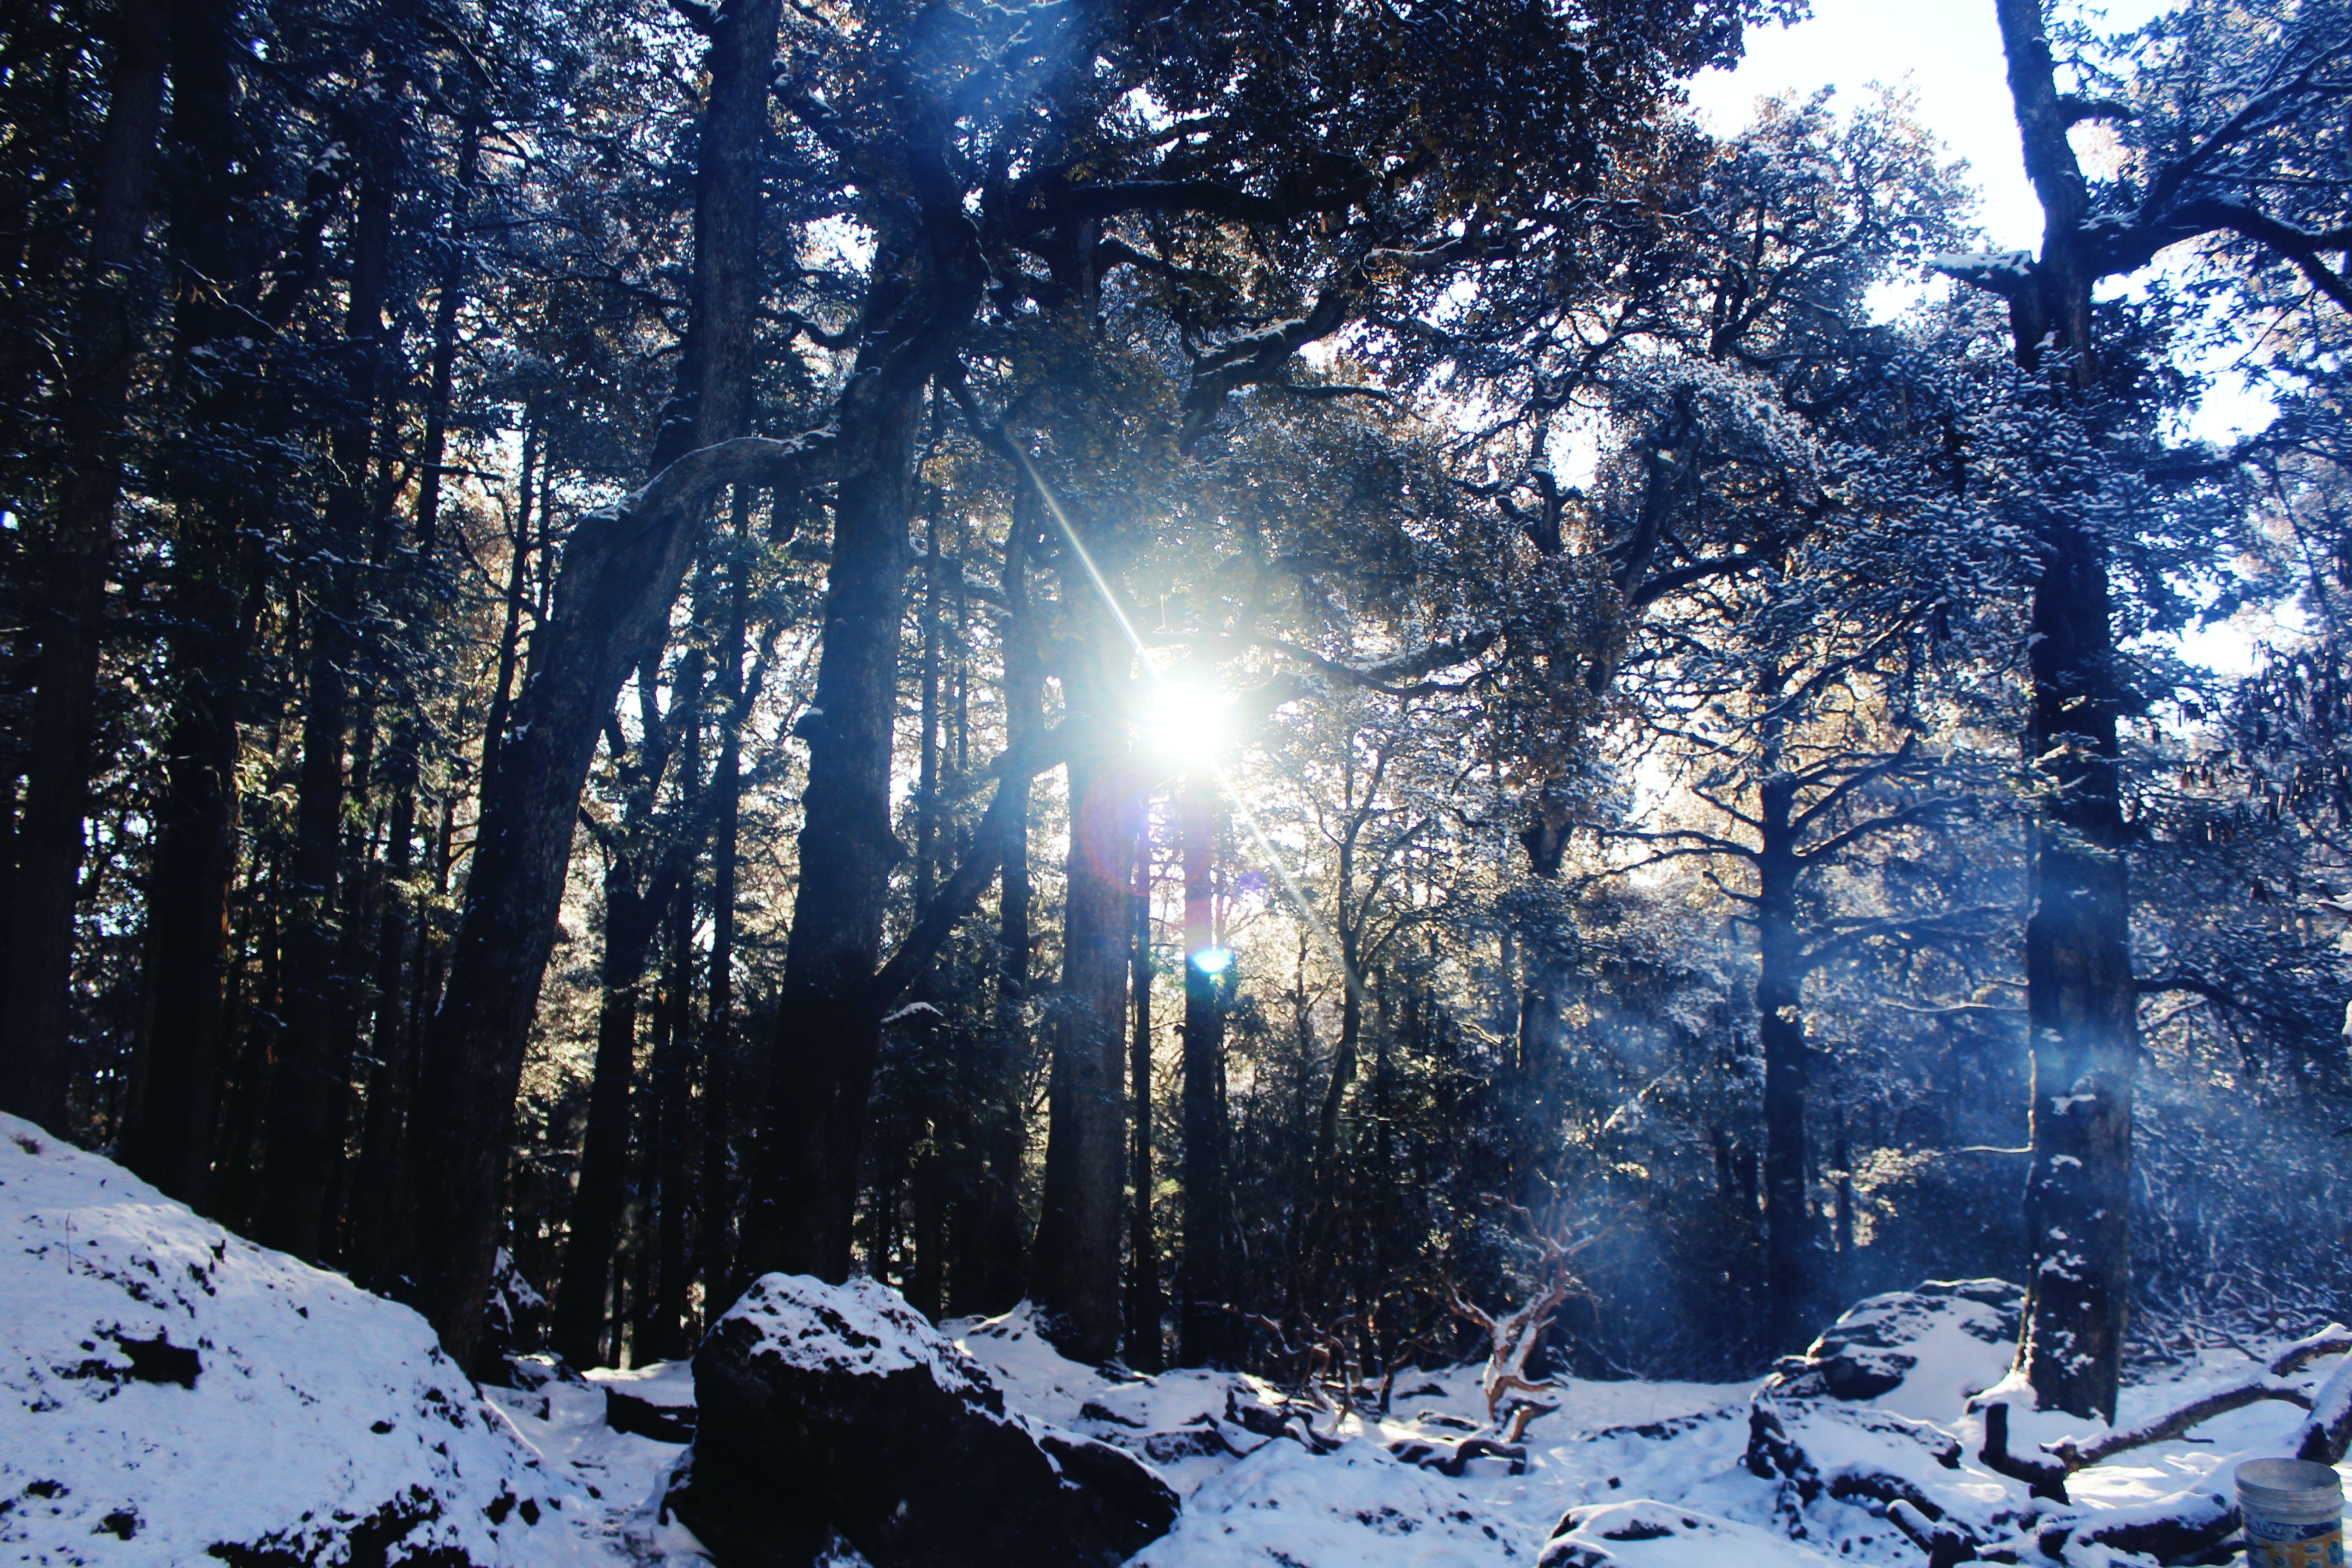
[0,1113,604,1567]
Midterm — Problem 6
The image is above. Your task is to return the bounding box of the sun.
[1143,677,1228,767]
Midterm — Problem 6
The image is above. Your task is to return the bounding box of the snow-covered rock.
[1743,1279,2024,1528]
[0,1113,568,1566]
[1127,1438,1533,1566]
[1538,1500,1841,1568]
[1762,1279,2023,1422]
[667,1273,1178,1568]
[588,1360,695,1443]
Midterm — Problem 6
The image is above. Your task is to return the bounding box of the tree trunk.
[2014,515,2135,1422]
[346,764,416,1288]
[113,0,252,1206]
[968,493,1043,1316]
[409,113,483,562]
[1756,771,1819,1356]
[753,191,989,1282]
[0,0,167,1136]
[396,0,782,1364]
[551,860,662,1369]
[1176,771,1230,1366]
[1030,640,1136,1359]
[1126,813,1163,1372]
[264,114,400,1260]
[1993,0,2136,1425]
[701,491,750,1326]
[651,733,700,1359]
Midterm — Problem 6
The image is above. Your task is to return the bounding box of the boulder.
[1758,1279,2022,1424]
[666,1273,1177,1568]
[593,1359,697,1443]
[1744,1280,2024,1532]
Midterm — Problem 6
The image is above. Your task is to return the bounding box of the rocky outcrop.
[1755,1279,2021,1422]
[665,1273,1177,1568]
[1743,1280,2023,1531]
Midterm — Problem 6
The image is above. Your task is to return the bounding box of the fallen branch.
[2297,1352,2352,1463]
[1889,1499,1978,1568]
[1387,1433,1528,1477]
[2047,1324,2349,1471]
[1978,1402,2070,1503]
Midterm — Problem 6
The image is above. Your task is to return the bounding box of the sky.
[1686,0,2174,254]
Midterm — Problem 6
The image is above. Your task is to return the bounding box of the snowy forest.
[5,0,2352,1562]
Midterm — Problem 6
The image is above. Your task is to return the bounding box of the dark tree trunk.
[701,492,750,1326]
[2014,516,2135,1422]
[409,114,482,562]
[967,493,1043,1316]
[264,117,401,1260]
[114,0,252,1206]
[1176,772,1230,1366]
[1992,0,2136,1425]
[346,765,416,1288]
[0,0,167,1136]
[1126,814,1162,1372]
[1030,605,1137,1361]
[480,420,536,796]
[551,859,662,1368]
[753,191,989,1283]
[395,0,783,1364]
[651,734,701,1359]
[1755,771,1817,1356]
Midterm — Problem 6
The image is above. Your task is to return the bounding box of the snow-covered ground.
[6,1111,2345,1567]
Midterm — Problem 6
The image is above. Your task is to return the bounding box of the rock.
[473,1247,548,1384]
[1759,1279,2022,1423]
[666,1273,1178,1568]
[595,1359,698,1443]
[1743,1279,2025,1538]
[1539,1500,1840,1568]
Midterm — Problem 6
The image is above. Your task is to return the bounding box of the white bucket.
[2239,1458,2346,1568]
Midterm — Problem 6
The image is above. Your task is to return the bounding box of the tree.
[1943,0,2352,1422]
[0,0,166,1136]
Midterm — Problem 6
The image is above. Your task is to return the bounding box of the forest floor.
[503,1297,2340,1567]
[4,1112,2340,1568]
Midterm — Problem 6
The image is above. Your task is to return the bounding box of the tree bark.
[264,105,401,1260]
[650,686,702,1359]
[701,490,751,1326]
[1176,771,1231,1366]
[1030,623,1138,1361]
[751,160,990,1284]
[346,762,416,1289]
[409,113,483,562]
[1755,771,1818,1356]
[0,0,167,1136]
[117,0,263,1203]
[1127,811,1163,1372]
[1992,0,2137,1425]
[967,492,1043,1316]
[551,854,664,1368]
[395,0,784,1363]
